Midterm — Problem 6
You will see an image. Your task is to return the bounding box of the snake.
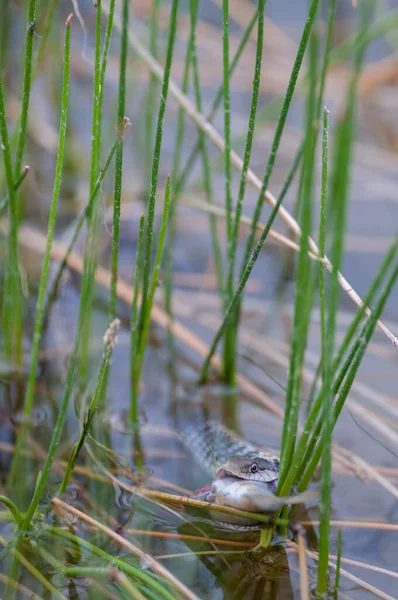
[179,419,314,530]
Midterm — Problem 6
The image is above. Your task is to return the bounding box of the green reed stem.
[78,0,103,383]
[145,0,160,192]
[277,26,318,487]
[8,13,72,492]
[0,0,9,71]
[48,527,176,600]
[0,534,68,600]
[334,529,343,591]
[133,177,171,410]
[189,0,224,299]
[223,0,266,385]
[221,0,236,385]
[59,318,120,493]
[14,0,36,178]
[130,215,145,423]
[139,0,179,346]
[108,0,128,322]
[0,76,23,364]
[317,107,333,594]
[32,0,57,79]
[175,8,258,195]
[255,7,398,132]
[199,148,304,384]
[44,139,119,321]
[163,0,195,348]
[278,0,372,498]
[294,237,398,487]
[0,166,29,216]
[17,15,71,420]
[99,0,116,112]
[238,0,320,286]
[299,260,398,491]
[22,332,79,529]
[0,496,23,527]
[204,0,320,387]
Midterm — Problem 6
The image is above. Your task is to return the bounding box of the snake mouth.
[216,468,241,480]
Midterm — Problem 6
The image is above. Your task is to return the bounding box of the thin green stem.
[32,0,57,79]
[0,74,23,363]
[299,260,398,491]
[238,0,320,285]
[99,0,116,115]
[0,165,29,216]
[175,9,258,196]
[43,139,119,322]
[145,0,160,192]
[223,0,266,384]
[133,177,171,405]
[59,319,120,493]
[139,0,179,346]
[130,215,145,423]
[109,0,128,322]
[277,22,318,487]
[335,529,343,591]
[317,107,332,594]
[8,12,72,491]
[163,0,195,348]
[221,0,235,385]
[47,527,176,600]
[0,496,23,527]
[78,0,103,383]
[14,0,37,178]
[199,149,303,384]
[189,0,224,298]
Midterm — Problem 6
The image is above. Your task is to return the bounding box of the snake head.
[215,455,279,486]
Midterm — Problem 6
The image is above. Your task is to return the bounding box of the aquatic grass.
[108,0,128,322]
[32,0,58,80]
[334,529,343,592]
[223,0,266,385]
[131,0,179,415]
[198,143,307,384]
[59,318,121,494]
[277,0,377,500]
[145,0,160,192]
[0,74,23,364]
[78,0,105,384]
[131,178,171,422]
[0,497,23,528]
[316,107,333,594]
[175,7,258,195]
[254,7,398,134]
[52,497,201,600]
[164,0,197,350]
[14,0,37,180]
[0,166,30,217]
[298,258,398,493]
[189,9,224,303]
[277,23,319,491]
[43,138,120,322]
[6,11,72,501]
[200,0,321,384]
[99,0,116,120]
[130,215,145,420]
[47,527,181,600]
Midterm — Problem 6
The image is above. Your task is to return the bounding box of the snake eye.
[250,463,258,473]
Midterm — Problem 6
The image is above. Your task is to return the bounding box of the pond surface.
[1,1,398,598]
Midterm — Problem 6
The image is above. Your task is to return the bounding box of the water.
[1,1,398,598]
